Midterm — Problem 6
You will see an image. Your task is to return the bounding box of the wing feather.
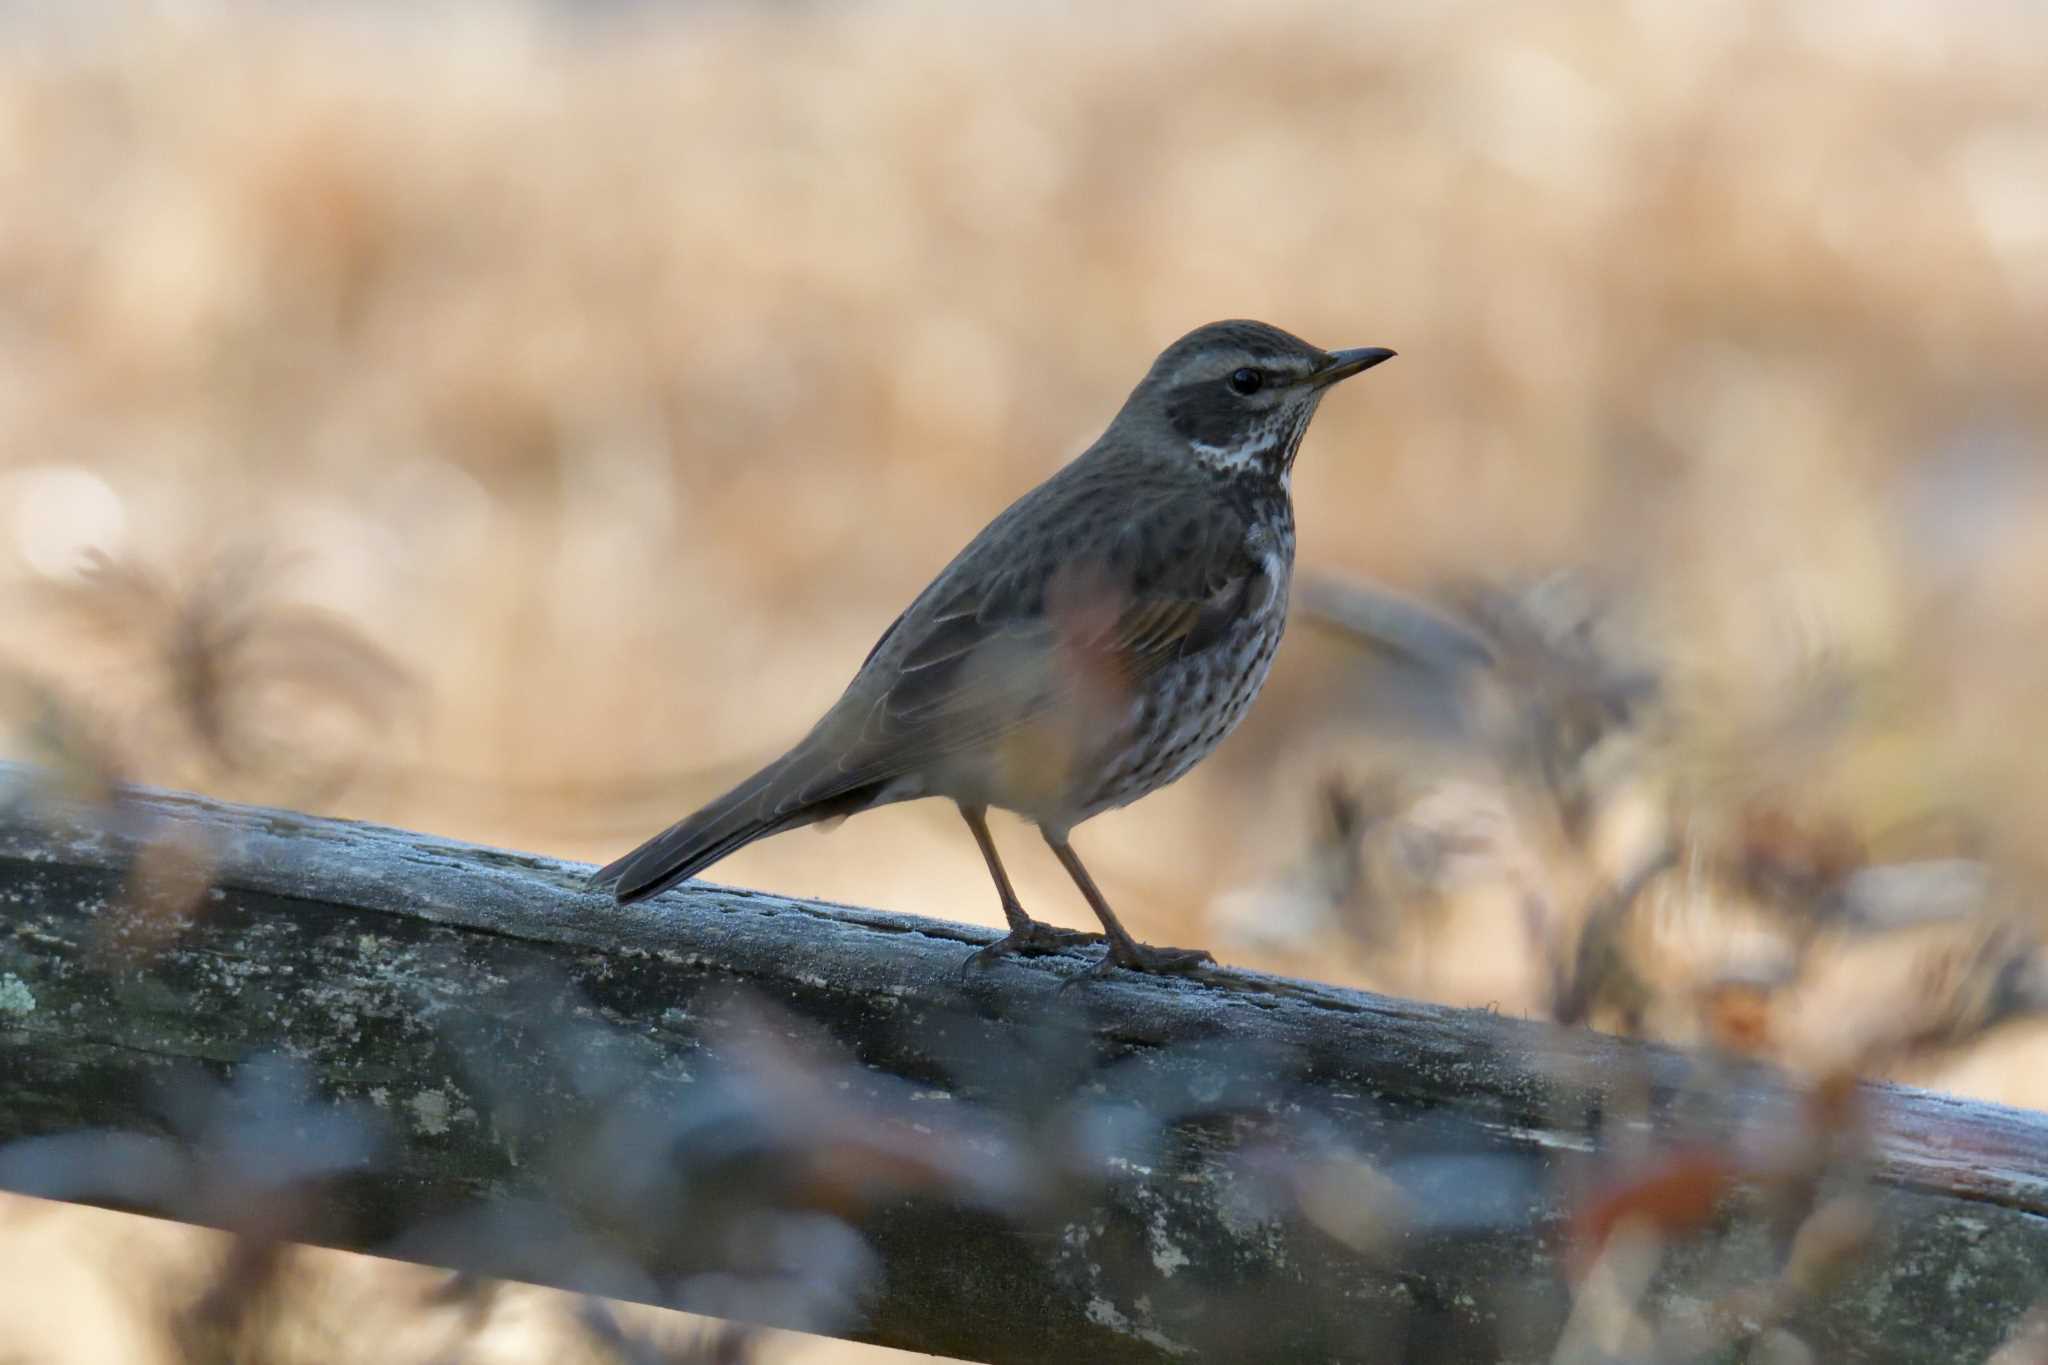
[779,487,1271,807]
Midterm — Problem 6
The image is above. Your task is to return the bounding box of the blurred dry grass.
[6,0,2048,1057]
[2,0,2048,1354]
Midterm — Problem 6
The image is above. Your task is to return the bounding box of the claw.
[1056,939,1215,990]
[1111,941,1215,974]
[959,920,1102,974]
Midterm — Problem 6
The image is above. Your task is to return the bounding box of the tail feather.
[589,754,884,904]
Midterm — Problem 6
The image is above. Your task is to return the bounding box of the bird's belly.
[1077,609,1286,819]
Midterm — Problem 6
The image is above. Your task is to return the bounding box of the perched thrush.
[592,320,1394,972]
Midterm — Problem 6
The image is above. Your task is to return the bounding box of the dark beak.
[1311,346,1397,388]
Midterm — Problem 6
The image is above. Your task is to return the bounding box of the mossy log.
[1,765,2044,1362]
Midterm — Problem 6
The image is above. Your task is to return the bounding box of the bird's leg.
[960,804,1098,966]
[1042,832,1214,975]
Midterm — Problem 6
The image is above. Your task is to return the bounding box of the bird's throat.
[1187,403,1315,486]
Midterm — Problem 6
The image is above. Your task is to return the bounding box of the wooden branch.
[1,763,2044,1363]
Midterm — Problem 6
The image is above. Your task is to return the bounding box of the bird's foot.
[962,919,1103,972]
[1087,938,1215,978]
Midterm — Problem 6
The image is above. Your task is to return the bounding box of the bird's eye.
[1227,367,1264,396]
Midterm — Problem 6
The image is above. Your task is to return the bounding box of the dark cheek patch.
[1165,380,1253,448]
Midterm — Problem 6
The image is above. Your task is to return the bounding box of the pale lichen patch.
[1149,1229,1190,1277]
[1084,1295,1191,1357]
[0,973,35,1015]
[407,1085,475,1136]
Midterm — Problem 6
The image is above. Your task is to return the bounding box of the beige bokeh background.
[3,1,2047,1359]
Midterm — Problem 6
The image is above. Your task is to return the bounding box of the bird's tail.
[587,748,882,904]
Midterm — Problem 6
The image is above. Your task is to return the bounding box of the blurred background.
[3,0,2047,1358]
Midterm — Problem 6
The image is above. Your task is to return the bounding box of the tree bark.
[1,765,2043,1363]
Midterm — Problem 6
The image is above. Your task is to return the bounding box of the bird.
[590,320,1395,973]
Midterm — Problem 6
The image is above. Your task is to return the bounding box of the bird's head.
[1117,319,1394,482]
